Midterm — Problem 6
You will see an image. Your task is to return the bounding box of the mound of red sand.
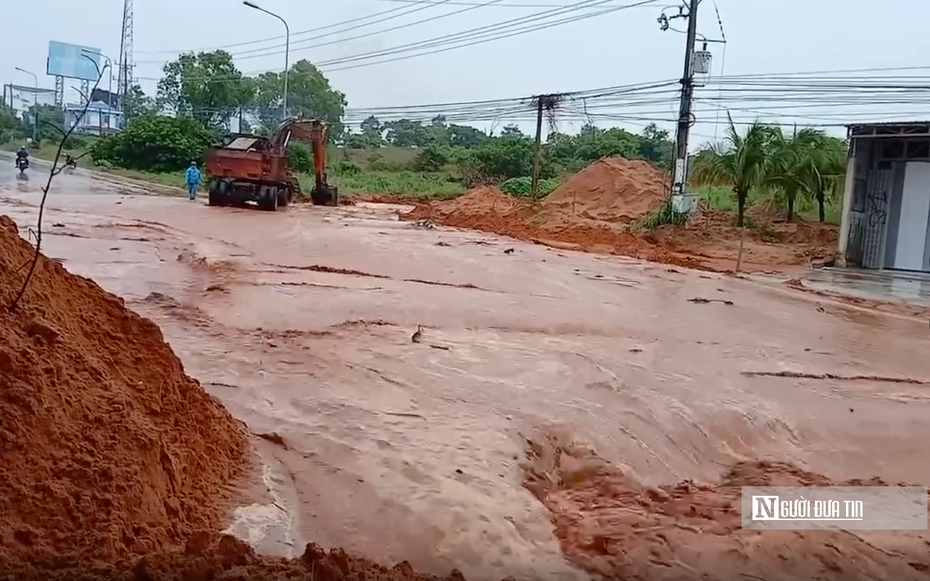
[415,185,532,225]
[0,215,250,563]
[522,430,930,581]
[403,184,708,270]
[2,532,472,581]
[540,157,667,224]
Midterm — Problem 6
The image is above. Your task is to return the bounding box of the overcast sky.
[3,0,929,144]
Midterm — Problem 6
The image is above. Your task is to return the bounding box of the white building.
[64,100,122,135]
[837,121,930,273]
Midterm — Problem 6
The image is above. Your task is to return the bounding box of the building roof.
[848,121,930,138]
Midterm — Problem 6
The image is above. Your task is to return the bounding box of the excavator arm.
[272,118,339,206]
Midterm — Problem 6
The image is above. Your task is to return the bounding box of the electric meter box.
[692,50,712,75]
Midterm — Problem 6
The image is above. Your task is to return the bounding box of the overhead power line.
[318,0,659,72]
[135,0,650,60]
[134,0,660,80]
[229,0,661,62]
[350,0,652,6]
[229,0,505,60]
[135,0,453,57]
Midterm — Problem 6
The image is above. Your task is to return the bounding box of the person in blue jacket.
[185,161,202,201]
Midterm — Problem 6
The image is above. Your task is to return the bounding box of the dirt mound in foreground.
[522,430,930,580]
[0,215,249,562]
[1,532,471,581]
[541,157,667,224]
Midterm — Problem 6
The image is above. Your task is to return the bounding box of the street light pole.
[14,67,38,143]
[83,50,114,131]
[243,1,289,122]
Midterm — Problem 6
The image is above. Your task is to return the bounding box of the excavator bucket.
[308,121,338,206]
[311,183,339,206]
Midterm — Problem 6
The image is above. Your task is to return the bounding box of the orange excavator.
[203,118,338,211]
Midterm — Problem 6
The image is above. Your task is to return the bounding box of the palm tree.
[528,93,564,197]
[691,114,776,227]
[799,134,847,222]
[766,127,827,223]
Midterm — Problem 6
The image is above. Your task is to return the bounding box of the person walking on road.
[185,161,202,201]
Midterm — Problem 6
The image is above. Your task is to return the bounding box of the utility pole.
[531,96,544,198]
[669,0,699,208]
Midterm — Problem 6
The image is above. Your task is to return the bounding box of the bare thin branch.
[6,63,109,311]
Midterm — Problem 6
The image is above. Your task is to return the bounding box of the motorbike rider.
[15,146,29,169]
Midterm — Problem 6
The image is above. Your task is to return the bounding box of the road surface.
[2,167,929,580]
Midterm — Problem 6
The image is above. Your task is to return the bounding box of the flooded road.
[2,173,930,580]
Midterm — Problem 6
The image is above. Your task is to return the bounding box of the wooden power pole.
[531,96,544,198]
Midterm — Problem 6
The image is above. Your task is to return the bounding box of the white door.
[893,162,930,271]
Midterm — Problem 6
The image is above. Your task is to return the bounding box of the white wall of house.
[65,102,122,133]
[838,126,930,273]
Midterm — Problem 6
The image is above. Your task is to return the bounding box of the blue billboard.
[47,41,103,81]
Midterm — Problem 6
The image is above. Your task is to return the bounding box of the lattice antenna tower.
[117,0,134,103]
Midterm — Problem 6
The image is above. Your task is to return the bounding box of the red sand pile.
[522,430,930,580]
[652,207,839,271]
[404,181,707,270]
[4,532,474,581]
[403,156,838,271]
[0,215,250,565]
[0,215,488,581]
[539,157,667,224]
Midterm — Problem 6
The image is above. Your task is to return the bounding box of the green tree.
[448,124,486,148]
[91,114,215,172]
[766,126,805,223]
[799,133,847,222]
[359,114,384,146]
[253,60,345,136]
[0,102,23,143]
[383,119,431,147]
[24,104,66,143]
[157,50,254,129]
[500,124,524,138]
[412,144,450,172]
[691,115,776,227]
[578,126,641,161]
[639,123,674,168]
[460,136,535,182]
[121,84,156,123]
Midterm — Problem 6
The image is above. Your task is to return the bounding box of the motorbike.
[15,157,29,175]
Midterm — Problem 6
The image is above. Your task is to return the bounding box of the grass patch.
[315,169,466,199]
[694,184,842,225]
[99,167,187,189]
[634,198,689,231]
[500,176,561,198]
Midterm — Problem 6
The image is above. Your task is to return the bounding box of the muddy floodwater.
[2,168,930,580]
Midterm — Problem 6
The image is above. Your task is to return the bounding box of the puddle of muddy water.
[223,449,302,558]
